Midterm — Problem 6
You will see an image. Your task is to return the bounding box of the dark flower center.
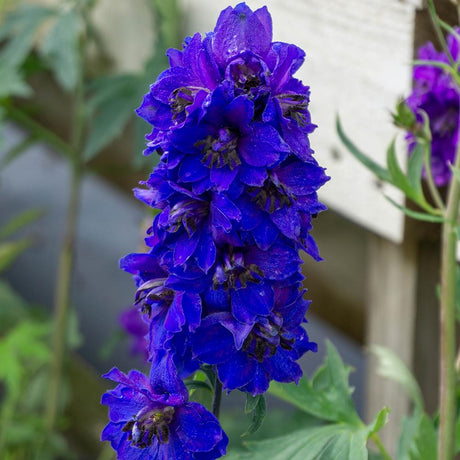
[277,93,309,127]
[195,128,241,169]
[135,279,174,316]
[169,86,206,121]
[249,180,293,213]
[213,250,263,289]
[166,199,209,235]
[123,406,175,448]
[242,315,295,362]
[227,55,268,94]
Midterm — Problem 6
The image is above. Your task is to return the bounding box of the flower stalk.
[438,131,460,460]
[44,40,86,433]
[212,373,223,419]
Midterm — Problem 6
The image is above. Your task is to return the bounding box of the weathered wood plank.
[365,234,418,452]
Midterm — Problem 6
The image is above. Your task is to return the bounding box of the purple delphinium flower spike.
[406,29,460,186]
[105,3,329,457]
[101,352,228,459]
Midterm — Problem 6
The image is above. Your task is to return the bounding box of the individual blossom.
[101,352,228,459]
[406,29,460,186]
[192,282,316,394]
[119,253,201,374]
[168,84,290,192]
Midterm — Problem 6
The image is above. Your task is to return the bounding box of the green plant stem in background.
[428,0,456,65]
[438,131,460,460]
[423,141,445,210]
[371,433,393,460]
[44,46,85,433]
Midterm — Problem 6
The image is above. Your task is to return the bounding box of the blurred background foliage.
[0,0,183,458]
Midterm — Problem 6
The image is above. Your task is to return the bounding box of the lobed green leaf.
[269,341,361,426]
[83,75,143,161]
[245,424,368,460]
[39,9,82,91]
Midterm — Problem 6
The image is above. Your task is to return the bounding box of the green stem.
[423,141,445,210]
[437,126,460,460]
[44,163,82,432]
[44,51,85,434]
[427,0,455,66]
[212,373,222,419]
[371,433,393,460]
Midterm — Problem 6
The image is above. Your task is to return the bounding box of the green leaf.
[184,380,213,393]
[407,143,425,199]
[0,5,55,68]
[0,209,42,239]
[83,75,142,161]
[39,9,81,91]
[336,116,392,183]
[199,365,217,390]
[0,238,32,272]
[245,424,369,460]
[451,165,460,185]
[370,345,424,410]
[398,411,437,460]
[392,98,416,130]
[387,140,421,204]
[0,320,51,391]
[386,140,439,213]
[0,280,27,333]
[0,65,31,98]
[0,136,37,169]
[368,407,390,438]
[242,394,266,437]
[269,341,361,426]
[385,196,445,223]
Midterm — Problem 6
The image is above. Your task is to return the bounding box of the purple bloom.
[406,29,460,186]
[119,307,149,361]
[192,283,316,394]
[101,352,228,459]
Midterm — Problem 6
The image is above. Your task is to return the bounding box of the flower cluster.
[102,3,328,458]
[406,29,460,186]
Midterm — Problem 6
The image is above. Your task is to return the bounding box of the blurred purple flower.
[407,29,460,186]
[119,307,149,361]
